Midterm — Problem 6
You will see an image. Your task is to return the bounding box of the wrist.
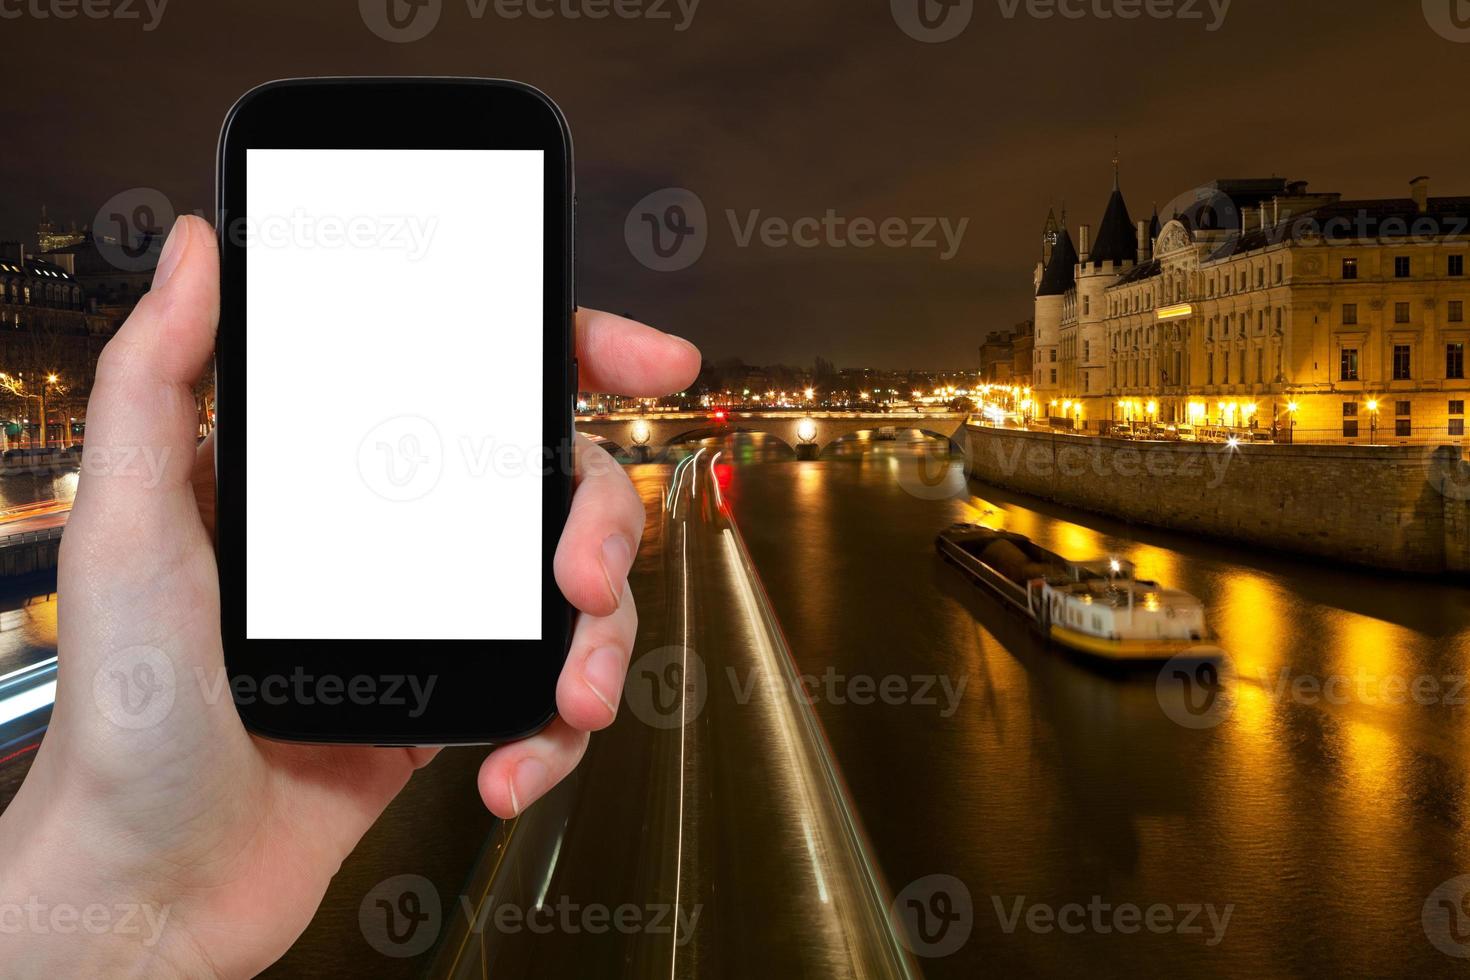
[0,765,214,979]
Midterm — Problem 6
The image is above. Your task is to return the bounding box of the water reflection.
[654,431,1470,978]
[0,470,77,510]
[0,593,58,677]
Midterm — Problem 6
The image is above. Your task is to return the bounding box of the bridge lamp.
[630,419,652,447]
[796,417,818,444]
[804,387,815,401]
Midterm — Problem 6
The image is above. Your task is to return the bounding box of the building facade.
[0,241,119,446]
[1033,173,1470,443]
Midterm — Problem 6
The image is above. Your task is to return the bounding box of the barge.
[936,522,1225,663]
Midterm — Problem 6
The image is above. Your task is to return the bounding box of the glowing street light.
[1366,398,1380,443]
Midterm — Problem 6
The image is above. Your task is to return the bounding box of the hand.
[0,215,700,977]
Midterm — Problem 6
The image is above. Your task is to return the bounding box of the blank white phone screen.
[245,149,544,641]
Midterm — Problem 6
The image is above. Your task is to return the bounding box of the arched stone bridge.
[576,411,969,460]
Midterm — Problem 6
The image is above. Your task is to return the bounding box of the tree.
[0,371,67,449]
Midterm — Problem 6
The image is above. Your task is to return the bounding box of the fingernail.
[600,534,633,606]
[583,646,623,716]
[509,758,549,816]
[152,217,189,289]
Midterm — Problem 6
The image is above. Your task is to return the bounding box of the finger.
[477,718,590,818]
[576,308,700,396]
[66,216,218,572]
[556,589,638,731]
[554,434,647,618]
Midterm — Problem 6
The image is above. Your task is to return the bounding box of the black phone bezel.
[216,77,575,745]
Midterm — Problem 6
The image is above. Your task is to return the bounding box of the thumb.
[64,214,218,576]
[55,213,224,753]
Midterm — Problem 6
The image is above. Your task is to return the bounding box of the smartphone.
[216,78,575,745]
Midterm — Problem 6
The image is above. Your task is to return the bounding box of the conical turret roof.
[1036,226,1078,296]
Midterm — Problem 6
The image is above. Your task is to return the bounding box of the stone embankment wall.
[964,424,1470,574]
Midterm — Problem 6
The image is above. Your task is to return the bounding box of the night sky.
[5,0,1468,368]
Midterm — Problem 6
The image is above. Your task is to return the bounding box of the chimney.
[1411,176,1429,214]
[1078,224,1091,262]
[1135,220,1149,262]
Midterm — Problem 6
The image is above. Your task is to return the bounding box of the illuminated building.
[1033,171,1470,442]
[35,205,83,254]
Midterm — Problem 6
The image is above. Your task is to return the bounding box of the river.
[635,431,1470,978]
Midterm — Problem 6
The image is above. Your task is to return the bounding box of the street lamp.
[1366,398,1379,444]
[1285,401,1298,444]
